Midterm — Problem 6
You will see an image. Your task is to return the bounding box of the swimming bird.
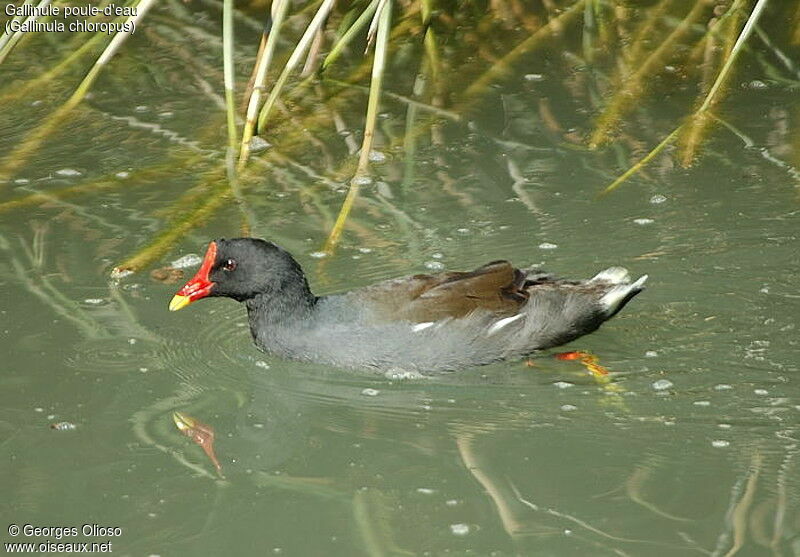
[169,238,647,373]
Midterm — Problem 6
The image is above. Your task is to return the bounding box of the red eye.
[222,258,236,271]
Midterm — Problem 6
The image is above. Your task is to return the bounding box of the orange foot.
[554,351,610,378]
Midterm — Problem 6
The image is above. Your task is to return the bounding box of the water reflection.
[0,231,797,555]
[2,1,800,554]
[124,348,799,554]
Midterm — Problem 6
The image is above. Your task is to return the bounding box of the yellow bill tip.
[169,294,191,312]
[172,411,195,431]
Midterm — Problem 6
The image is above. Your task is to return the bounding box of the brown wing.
[356,261,529,323]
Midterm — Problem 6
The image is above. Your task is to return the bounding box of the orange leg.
[554,350,610,378]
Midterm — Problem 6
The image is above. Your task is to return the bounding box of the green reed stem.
[255,0,336,133]
[322,0,380,70]
[238,0,290,168]
[222,0,237,170]
[323,0,391,254]
[600,0,769,194]
[0,0,155,183]
[0,0,51,64]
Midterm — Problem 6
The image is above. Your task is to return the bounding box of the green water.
[2,2,799,555]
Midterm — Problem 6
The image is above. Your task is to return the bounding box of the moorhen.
[169,238,647,372]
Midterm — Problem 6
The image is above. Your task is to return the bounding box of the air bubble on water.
[361,388,380,397]
[110,268,133,280]
[718,423,732,429]
[309,251,328,259]
[645,350,658,357]
[553,381,574,389]
[425,261,445,271]
[693,400,710,407]
[369,150,387,163]
[431,252,443,259]
[450,524,470,536]
[134,105,148,112]
[416,488,435,495]
[650,194,667,204]
[524,74,544,82]
[748,80,767,90]
[711,440,730,448]
[116,171,130,179]
[714,384,733,391]
[358,247,373,254]
[560,404,577,411]
[15,178,30,184]
[56,168,82,177]
[247,136,271,153]
[456,228,470,234]
[652,379,673,391]
[634,218,654,225]
[255,361,270,370]
[352,175,373,187]
[385,369,424,380]
[445,499,460,506]
[171,254,202,269]
[754,389,768,396]
[84,298,105,305]
[539,242,558,250]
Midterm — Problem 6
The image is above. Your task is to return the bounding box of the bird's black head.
[169,238,312,310]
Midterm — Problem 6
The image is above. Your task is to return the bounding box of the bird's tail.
[593,268,648,318]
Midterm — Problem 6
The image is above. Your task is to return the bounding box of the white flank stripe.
[487,314,524,336]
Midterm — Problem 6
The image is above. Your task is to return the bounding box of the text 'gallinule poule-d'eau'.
[169,238,647,373]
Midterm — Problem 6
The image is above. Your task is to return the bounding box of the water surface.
[1,2,799,555]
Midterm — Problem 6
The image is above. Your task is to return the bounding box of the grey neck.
[244,284,318,328]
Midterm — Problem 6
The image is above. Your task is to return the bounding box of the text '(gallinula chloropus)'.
[169,238,647,372]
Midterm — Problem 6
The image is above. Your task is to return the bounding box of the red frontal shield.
[169,242,217,311]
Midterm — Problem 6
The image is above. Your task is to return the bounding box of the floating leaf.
[150,267,184,284]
